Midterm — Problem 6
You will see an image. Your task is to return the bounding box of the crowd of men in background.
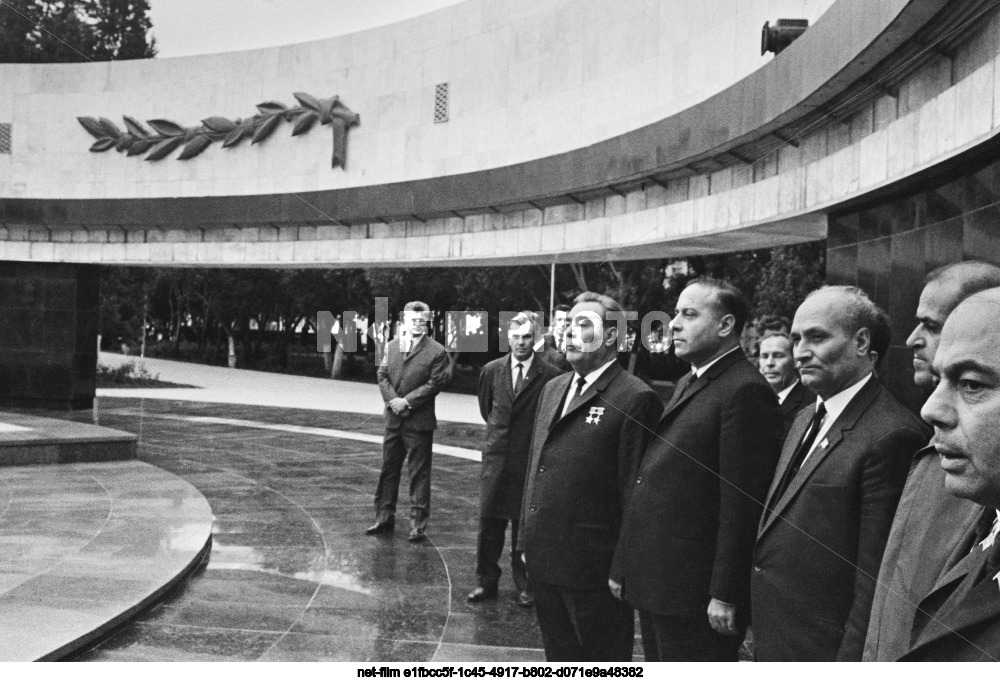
[365,261,1000,662]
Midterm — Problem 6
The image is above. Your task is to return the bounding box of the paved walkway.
[98,353,484,425]
[75,355,573,661]
[74,399,556,662]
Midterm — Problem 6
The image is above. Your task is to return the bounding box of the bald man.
[751,286,929,661]
[864,261,1000,661]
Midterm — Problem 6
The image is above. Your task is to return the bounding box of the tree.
[0,0,155,64]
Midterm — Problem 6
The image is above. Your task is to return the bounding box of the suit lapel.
[513,355,543,400]
[763,408,813,513]
[660,349,743,424]
[760,378,880,538]
[910,546,1000,654]
[551,363,623,429]
[509,355,543,417]
[499,354,515,403]
[543,373,574,433]
[404,336,426,363]
[389,339,405,390]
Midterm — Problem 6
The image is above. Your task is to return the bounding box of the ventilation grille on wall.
[0,124,10,154]
[434,83,449,123]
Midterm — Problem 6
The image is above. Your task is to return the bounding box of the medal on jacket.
[585,407,605,425]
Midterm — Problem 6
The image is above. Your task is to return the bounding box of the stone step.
[0,411,136,466]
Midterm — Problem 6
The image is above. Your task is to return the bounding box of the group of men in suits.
[366,260,1000,662]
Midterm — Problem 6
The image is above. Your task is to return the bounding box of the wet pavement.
[71,397,553,662]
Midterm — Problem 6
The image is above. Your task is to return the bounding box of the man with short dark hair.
[902,287,1000,660]
[520,291,662,661]
[469,311,560,607]
[536,305,572,372]
[549,304,572,353]
[612,278,783,661]
[864,261,1000,661]
[758,332,812,433]
[367,301,452,543]
[751,286,929,661]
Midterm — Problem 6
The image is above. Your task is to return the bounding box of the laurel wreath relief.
[78,92,359,168]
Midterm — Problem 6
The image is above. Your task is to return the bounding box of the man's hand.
[608,578,622,600]
[389,397,409,415]
[707,598,738,636]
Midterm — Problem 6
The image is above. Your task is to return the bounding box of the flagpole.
[549,261,556,322]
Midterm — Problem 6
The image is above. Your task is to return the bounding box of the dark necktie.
[773,403,827,504]
[514,363,525,394]
[671,373,695,405]
[563,375,587,417]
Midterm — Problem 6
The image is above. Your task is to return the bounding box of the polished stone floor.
[71,397,556,662]
[0,459,212,661]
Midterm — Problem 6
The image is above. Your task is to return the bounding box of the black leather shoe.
[517,591,534,608]
[365,520,394,535]
[467,586,498,602]
[408,528,427,542]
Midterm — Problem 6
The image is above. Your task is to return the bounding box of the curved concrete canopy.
[2,0,997,267]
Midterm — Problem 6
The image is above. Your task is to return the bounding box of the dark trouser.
[638,610,741,662]
[374,427,433,531]
[476,517,529,593]
[533,581,634,662]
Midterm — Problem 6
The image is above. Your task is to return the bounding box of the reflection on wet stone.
[79,398,544,662]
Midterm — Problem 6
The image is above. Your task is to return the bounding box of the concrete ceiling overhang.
[0,0,959,228]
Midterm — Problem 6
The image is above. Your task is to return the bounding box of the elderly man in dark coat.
[469,311,561,607]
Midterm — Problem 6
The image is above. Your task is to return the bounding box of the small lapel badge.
[980,518,1000,551]
[585,407,605,425]
[820,438,829,450]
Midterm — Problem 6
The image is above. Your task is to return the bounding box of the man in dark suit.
[536,305,572,373]
[751,286,929,661]
[758,332,813,434]
[469,311,560,607]
[367,300,452,543]
[864,261,1000,661]
[900,287,1000,660]
[519,292,662,661]
[612,278,783,661]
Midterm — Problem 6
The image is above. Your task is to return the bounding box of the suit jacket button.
[754,565,761,572]
[530,505,537,512]
[636,477,642,484]
[539,465,545,472]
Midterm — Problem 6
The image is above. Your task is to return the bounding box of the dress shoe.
[517,590,534,608]
[365,520,394,535]
[467,586,498,603]
[408,528,427,542]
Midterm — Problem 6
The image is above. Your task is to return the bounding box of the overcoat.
[477,353,560,518]
[899,514,1000,662]
[518,363,662,590]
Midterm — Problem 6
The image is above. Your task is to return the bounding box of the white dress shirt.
[777,379,800,405]
[691,345,742,378]
[399,331,424,353]
[802,373,873,464]
[511,353,535,389]
[561,357,617,417]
